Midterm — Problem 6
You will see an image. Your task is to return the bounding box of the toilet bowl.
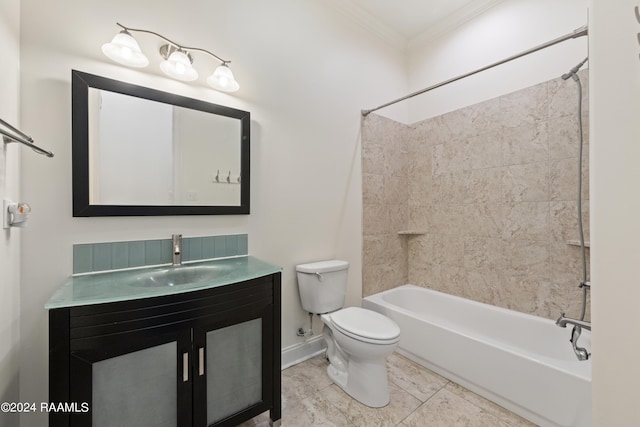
[321,307,400,407]
[296,260,401,407]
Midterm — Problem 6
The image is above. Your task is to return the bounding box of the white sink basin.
[132,265,234,287]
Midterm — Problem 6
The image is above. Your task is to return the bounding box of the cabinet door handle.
[183,352,189,382]
[198,347,205,376]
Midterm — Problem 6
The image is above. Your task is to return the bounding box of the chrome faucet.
[556,312,591,331]
[556,313,591,361]
[172,234,182,266]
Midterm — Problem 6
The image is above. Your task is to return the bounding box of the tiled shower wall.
[362,71,590,320]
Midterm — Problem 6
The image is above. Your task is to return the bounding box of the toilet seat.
[329,307,400,345]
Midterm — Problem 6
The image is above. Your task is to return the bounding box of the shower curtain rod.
[361,25,588,117]
[0,117,54,158]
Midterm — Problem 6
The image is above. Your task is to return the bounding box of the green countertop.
[45,256,282,309]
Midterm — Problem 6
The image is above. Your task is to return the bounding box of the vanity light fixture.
[102,23,240,92]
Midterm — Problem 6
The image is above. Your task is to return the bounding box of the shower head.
[562,57,589,80]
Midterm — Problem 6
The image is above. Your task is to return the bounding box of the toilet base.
[327,356,390,408]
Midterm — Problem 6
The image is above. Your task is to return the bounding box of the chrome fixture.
[556,313,591,331]
[570,326,589,361]
[0,117,54,157]
[557,314,591,361]
[556,59,591,361]
[556,313,591,361]
[297,312,314,338]
[362,25,588,116]
[102,23,240,92]
[172,234,182,266]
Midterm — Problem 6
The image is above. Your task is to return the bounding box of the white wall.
[405,0,588,123]
[0,0,21,425]
[589,0,640,424]
[18,0,407,424]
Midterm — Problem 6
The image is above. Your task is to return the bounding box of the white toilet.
[296,260,400,407]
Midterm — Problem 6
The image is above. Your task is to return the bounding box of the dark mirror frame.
[71,70,250,216]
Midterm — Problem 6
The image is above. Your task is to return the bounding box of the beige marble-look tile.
[550,200,590,242]
[362,204,388,235]
[468,97,503,132]
[387,353,449,402]
[407,147,432,176]
[384,175,409,206]
[281,391,352,427]
[464,268,507,306]
[320,382,421,427]
[409,115,454,149]
[433,140,467,176]
[463,202,505,238]
[502,201,550,240]
[432,171,466,205]
[429,203,465,236]
[502,275,552,316]
[548,114,581,160]
[407,234,434,265]
[502,122,548,166]
[407,204,430,230]
[503,162,549,203]
[428,264,467,298]
[363,261,407,296]
[499,81,549,127]
[281,356,333,403]
[362,173,384,205]
[361,141,385,175]
[548,76,582,120]
[550,157,578,201]
[465,167,504,205]
[407,175,432,208]
[444,383,537,427]
[432,235,464,267]
[463,237,504,271]
[504,239,550,282]
[403,388,512,427]
[465,133,503,170]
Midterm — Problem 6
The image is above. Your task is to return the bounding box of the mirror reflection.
[88,89,241,206]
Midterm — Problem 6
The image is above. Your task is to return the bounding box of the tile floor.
[240,352,537,427]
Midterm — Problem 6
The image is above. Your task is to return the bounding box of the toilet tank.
[296,260,349,314]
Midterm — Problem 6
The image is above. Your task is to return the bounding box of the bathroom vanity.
[46,256,281,427]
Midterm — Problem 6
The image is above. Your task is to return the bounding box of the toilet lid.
[330,307,400,342]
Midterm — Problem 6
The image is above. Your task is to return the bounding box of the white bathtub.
[363,285,591,427]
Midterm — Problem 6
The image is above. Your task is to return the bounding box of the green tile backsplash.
[73,234,249,274]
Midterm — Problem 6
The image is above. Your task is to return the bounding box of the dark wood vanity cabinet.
[49,273,281,427]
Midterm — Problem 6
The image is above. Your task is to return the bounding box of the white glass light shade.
[160,50,198,82]
[207,64,240,92]
[101,32,149,68]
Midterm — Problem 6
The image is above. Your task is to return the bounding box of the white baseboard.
[281,335,326,370]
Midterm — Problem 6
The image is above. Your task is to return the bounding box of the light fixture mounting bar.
[116,22,229,64]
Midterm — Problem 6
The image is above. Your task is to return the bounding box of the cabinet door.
[68,327,192,427]
[193,305,273,427]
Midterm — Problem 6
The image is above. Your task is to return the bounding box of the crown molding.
[322,0,408,52]
[408,0,507,50]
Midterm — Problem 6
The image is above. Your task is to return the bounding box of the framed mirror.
[72,70,250,216]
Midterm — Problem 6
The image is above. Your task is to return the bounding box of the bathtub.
[363,285,591,427]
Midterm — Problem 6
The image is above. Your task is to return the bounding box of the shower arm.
[362,25,588,117]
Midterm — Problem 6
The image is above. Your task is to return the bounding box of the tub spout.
[556,313,591,361]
